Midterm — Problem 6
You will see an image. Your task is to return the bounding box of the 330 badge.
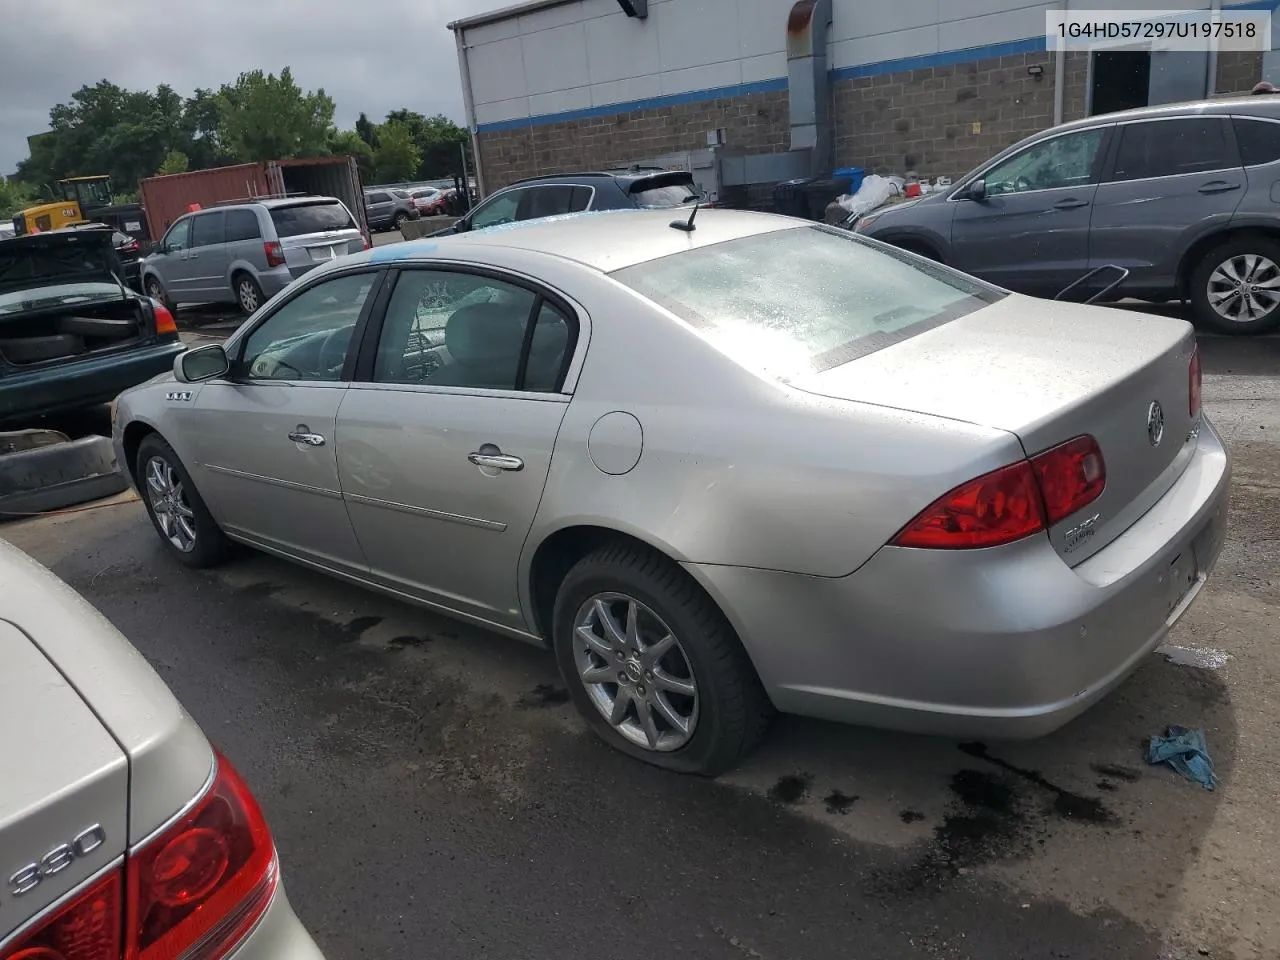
[5,824,106,899]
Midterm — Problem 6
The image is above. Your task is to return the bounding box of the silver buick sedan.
[112,209,1230,775]
[0,538,323,958]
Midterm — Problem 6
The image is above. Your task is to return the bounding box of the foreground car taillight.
[0,754,274,960]
[152,302,177,336]
[1189,346,1202,418]
[126,752,276,960]
[891,435,1107,549]
[0,870,123,960]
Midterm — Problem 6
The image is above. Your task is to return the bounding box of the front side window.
[612,225,1000,379]
[470,191,522,230]
[240,272,375,381]
[163,218,191,253]
[517,185,576,221]
[373,269,572,391]
[1110,118,1235,181]
[984,128,1108,196]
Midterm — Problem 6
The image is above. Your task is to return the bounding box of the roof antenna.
[670,200,700,233]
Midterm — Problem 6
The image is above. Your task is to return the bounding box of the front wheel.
[136,434,232,569]
[1190,238,1280,334]
[552,542,773,776]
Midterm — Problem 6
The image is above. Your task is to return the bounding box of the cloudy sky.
[0,0,493,175]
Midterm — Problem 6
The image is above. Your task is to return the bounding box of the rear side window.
[1232,117,1280,166]
[190,212,225,248]
[1110,118,1236,181]
[269,202,355,238]
[569,186,592,212]
[612,225,1000,378]
[225,209,262,242]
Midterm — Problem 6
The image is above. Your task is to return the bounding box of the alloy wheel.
[572,593,699,752]
[145,456,197,553]
[239,279,260,313]
[1207,253,1280,324]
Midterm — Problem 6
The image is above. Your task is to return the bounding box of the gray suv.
[856,96,1280,334]
[141,196,365,314]
[363,188,420,232]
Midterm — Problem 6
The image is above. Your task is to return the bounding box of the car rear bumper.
[259,267,296,297]
[227,882,326,959]
[688,417,1232,740]
[0,339,185,424]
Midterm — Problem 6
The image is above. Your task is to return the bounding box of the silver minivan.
[141,196,367,314]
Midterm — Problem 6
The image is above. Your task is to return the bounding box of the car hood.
[0,228,126,296]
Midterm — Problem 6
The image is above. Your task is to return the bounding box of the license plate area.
[1164,544,1202,625]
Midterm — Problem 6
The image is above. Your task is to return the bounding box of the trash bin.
[833,166,865,195]
[802,175,855,221]
[773,178,813,218]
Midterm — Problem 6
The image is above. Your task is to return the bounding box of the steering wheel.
[318,326,353,375]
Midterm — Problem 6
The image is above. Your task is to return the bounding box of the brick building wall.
[476,48,1264,194]
[476,89,790,192]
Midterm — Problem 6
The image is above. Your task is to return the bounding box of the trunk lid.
[269,199,364,279]
[0,226,126,295]
[0,619,127,941]
[793,294,1198,564]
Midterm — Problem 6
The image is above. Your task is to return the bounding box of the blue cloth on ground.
[1146,725,1216,790]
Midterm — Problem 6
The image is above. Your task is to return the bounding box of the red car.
[410,189,449,217]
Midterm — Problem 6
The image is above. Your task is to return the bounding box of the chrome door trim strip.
[342,491,507,532]
[203,463,343,500]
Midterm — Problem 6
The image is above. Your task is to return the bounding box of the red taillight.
[152,303,177,336]
[0,870,123,960]
[125,752,276,960]
[123,240,141,255]
[891,435,1107,550]
[1029,435,1106,526]
[263,241,286,268]
[1189,346,1202,418]
[890,460,1046,549]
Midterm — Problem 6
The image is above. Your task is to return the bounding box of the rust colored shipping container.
[139,164,269,240]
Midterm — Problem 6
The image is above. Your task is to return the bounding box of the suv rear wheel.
[1190,237,1280,334]
[235,273,264,315]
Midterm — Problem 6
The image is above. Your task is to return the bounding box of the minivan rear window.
[611,225,1001,377]
[269,202,355,238]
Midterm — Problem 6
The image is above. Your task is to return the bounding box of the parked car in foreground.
[141,196,366,316]
[0,537,324,958]
[431,169,702,236]
[855,96,1280,334]
[0,226,182,423]
[113,209,1229,776]
[363,189,420,233]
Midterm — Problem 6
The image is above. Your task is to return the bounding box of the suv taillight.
[0,870,123,960]
[1189,345,1202,418]
[891,436,1107,549]
[0,754,274,960]
[263,241,286,268]
[126,752,276,960]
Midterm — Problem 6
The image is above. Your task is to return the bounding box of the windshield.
[631,182,701,208]
[0,281,124,315]
[611,225,1002,378]
[268,202,355,238]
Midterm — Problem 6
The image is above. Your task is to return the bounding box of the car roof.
[341,208,803,274]
[1046,94,1280,136]
[504,169,695,189]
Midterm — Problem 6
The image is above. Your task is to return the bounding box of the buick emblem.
[1147,400,1165,447]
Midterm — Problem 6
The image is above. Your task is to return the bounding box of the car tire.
[144,276,176,314]
[551,541,773,776]
[136,434,231,569]
[393,212,409,232]
[235,273,265,315]
[1190,237,1280,335]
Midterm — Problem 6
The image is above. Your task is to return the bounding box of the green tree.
[0,177,38,219]
[354,112,379,149]
[373,120,421,183]
[156,149,190,176]
[216,67,335,163]
[327,129,375,181]
[384,110,471,180]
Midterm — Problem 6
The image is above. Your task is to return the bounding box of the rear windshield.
[268,202,355,238]
[611,225,1002,377]
[631,181,701,208]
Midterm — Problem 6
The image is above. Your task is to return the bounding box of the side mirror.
[174,343,230,383]
[967,179,988,202]
[453,217,470,233]
[147,241,161,255]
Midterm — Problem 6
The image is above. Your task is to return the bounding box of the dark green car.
[0,226,183,424]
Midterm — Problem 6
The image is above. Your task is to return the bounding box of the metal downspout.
[453,26,487,199]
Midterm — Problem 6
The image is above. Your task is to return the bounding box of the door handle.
[468,452,524,472]
[1053,198,1089,210]
[1199,181,1241,194]
[288,427,326,446]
